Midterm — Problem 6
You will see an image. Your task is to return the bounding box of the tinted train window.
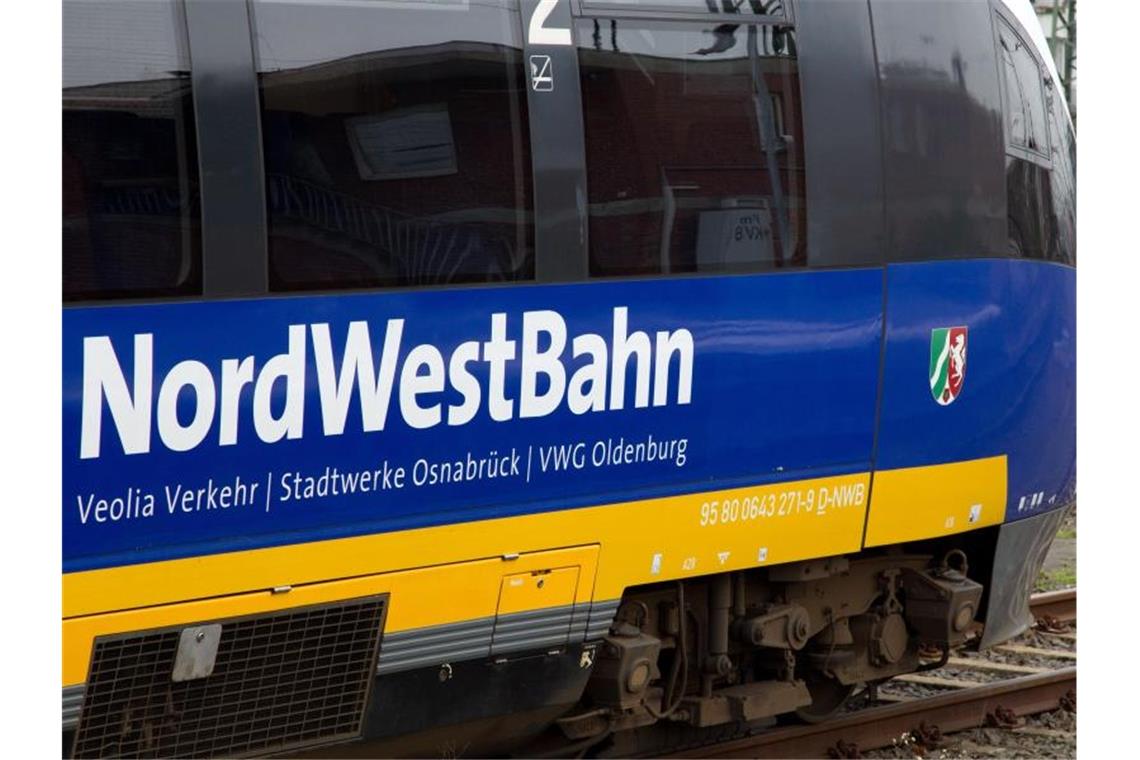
[869,0,1006,261]
[579,18,805,277]
[997,16,1049,163]
[1044,82,1076,265]
[581,0,788,18]
[63,0,201,302]
[252,0,534,291]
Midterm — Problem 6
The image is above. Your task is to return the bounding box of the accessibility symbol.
[530,55,554,91]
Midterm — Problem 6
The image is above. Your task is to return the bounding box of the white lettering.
[568,333,608,414]
[447,341,481,426]
[219,356,255,445]
[80,334,153,459]
[157,360,216,452]
[311,320,404,435]
[75,307,697,458]
[520,310,567,418]
[653,328,694,406]
[528,0,571,46]
[610,307,651,410]
[484,313,516,422]
[253,324,306,443]
[399,344,445,429]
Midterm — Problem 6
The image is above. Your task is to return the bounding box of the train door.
[514,0,891,570]
[862,0,1076,548]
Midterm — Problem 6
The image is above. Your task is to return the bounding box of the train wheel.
[794,673,854,724]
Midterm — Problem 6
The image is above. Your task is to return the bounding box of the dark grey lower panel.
[63,684,85,731]
[980,506,1070,649]
[377,599,619,675]
[63,598,621,738]
[359,643,595,753]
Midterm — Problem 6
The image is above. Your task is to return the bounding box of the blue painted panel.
[876,259,1076,522]
[63,271,884,571]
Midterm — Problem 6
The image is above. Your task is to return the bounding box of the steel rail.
[672,668,1076,759]
[1029,588,1076,623]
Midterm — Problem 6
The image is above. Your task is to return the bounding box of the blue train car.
[62,0,1074,756]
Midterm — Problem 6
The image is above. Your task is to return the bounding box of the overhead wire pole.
[1062,0,1075,111]
[1036,0,1076,116]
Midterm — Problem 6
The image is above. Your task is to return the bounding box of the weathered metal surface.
[171,623,222,682]
[981,510,1068,649]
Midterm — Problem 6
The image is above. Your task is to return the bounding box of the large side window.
[869,0,1006,261]
[63,0,201,302]
[578,10,805,277]
[251,0,534,292]
[996,12,1055,261]
[1044,80,1076,265]
[997,16,1049,164]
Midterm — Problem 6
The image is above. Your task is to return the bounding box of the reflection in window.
[581,0,788,18]
[579,20,805,277]
[1044,80,1076,265]
[998,17,1048,159]
[345,106,458,181]
[63,0,201,302]
[252,0,534,291]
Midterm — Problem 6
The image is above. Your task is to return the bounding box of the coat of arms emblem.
[930,326,968,405]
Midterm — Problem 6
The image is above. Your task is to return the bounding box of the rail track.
[669,589,1077,759]
[1030,588,1076,624]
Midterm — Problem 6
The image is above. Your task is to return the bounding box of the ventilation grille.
[71,595,387,759]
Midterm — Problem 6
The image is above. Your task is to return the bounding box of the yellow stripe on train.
[863,455,1007,547]
[62,458,1006,686]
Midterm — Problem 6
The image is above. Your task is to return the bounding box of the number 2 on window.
[528,0,571,46]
